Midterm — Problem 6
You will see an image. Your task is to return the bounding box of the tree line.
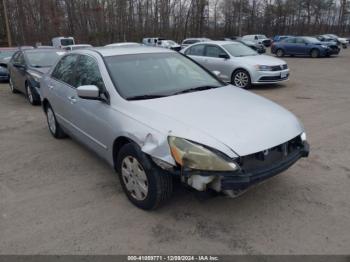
[0,0,349,47]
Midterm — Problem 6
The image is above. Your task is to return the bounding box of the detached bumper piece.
[222,137,309,191]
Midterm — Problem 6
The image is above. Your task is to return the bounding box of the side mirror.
[219,53,229,59]
[212,70,221,77]
[77,85,100,100]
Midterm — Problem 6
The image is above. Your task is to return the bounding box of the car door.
[10,52,26,92]
[283,38,296,54]
[68,54,112,157]
[295,38,308,55]
[202,44,231,82]
[48,54,79,133]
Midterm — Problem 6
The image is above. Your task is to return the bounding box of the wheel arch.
[112,136,134,170]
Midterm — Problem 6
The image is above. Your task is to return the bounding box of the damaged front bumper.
[171,138,309,193]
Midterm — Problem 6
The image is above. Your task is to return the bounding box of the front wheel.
[116,143,173,210]
[310,49,319,58]
[276,49,285,57]
[9,76,19,94]
[46,104,67,139]
[26,83,40,105]
[232,69,251,89]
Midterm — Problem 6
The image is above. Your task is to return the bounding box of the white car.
[182,41,290,89]
[63,44,92,51]
[242,34,272,47]
[105,42,142,48]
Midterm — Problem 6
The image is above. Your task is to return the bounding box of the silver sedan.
[181,41,290,89]
[40,47,308,210]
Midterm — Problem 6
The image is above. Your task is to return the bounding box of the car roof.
[72,46,175,57]
[23,48,64,53]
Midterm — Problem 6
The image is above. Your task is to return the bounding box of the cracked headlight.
[168,136,238,171]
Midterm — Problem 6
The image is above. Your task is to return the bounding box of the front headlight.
[321,45,328,48]
[301,132,307,142]
[168,136,238,171]
[255,65,272,71]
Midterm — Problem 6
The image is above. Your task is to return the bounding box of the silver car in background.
[181,41,290,89]
[40,47,309,210]
[181,38,211,49]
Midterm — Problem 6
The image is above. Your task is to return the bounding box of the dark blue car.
[272,35,293,42]
[271,36,340,58]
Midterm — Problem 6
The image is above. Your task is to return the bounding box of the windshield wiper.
[172,85,220,96]
[126,94,167,101]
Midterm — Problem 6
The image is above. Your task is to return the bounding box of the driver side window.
[75,55,105,91]
[204,45,227,58]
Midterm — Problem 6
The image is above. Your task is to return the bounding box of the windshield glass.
[304,37,321,44]
[223,43,257,57]
[257,35,267,39]
[0,50,16,59]
[61,39,74,46]
[25,51,64,67]
[105,53,223,99]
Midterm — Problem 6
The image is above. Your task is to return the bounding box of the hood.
[236,54,286,66]
[132,86,303,157]
[30,67,50,75]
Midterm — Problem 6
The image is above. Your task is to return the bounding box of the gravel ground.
[0,50,349,255]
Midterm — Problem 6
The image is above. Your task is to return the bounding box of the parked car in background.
[142,37,165,46]
[0,47,18,82]
[40,47,309,210]
[105,42,142,48]
[63,44,92,51]
[182,41,289,89]
[7,48,65,105]
[322,34,348,49]
[242,34,272,47]
[236,39,266,54]
[157,40,181,51]
[181,38,211,49]
[52,36,75,49]
[272,35,293,43]
[271,36,340,58]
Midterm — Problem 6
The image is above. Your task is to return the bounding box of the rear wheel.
[310,49,319,58]
[9,76,19,94]
[232,69,251,89]
[116,143,173,210]
[276,49,285,57]
[46,104,66,139]
[26,83,40,105]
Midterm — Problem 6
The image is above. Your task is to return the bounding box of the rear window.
[61,39,74,46]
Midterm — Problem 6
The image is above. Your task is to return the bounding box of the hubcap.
[234,72,249,88]
[277,50,283,56]
[121,156,149,201]
[312,51,318,57]
[47,108,56,134]
[27,85,33,103]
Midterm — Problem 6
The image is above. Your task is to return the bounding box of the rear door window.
[186,44,205,56]
[204,45,227,58]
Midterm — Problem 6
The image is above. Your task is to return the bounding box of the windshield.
[163,40,176,46]
[25,51,64,67]
[304,37,321,44]
[105,53,223,99]
[223,43,258,57]
[61,39,74,46]
[0,50,16,60]
[257,35,267,39]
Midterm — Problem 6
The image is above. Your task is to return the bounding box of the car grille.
[238,136,303,174]
[271,64,288,71]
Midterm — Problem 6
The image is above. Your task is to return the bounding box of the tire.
[9,76,19,94]
[25,83,40,105]
[342,44,347,49]
[45,104,67,139]
[116,143,173,210]
[231,69,251,89]
[276,49,285,57]
[310,49,319,58]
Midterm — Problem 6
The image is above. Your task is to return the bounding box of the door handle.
[67,96,77,104]
[48,85,54,89]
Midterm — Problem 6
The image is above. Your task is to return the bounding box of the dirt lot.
[0,50,350,255]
